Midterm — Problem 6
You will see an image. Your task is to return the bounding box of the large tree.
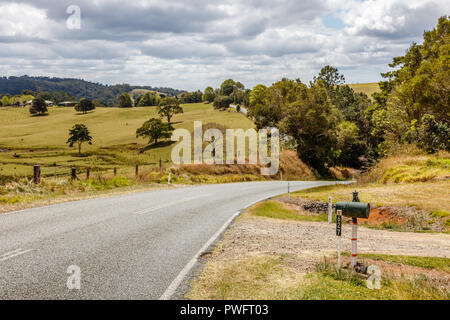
[67,124,93,156]
[29,97,48,115]
[75,98,95,114]
[202,86,215,103]
[157,97,183,123]
[136,118,174,145]
[118,92,133,108]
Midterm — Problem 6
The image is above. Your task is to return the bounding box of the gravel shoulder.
[210,214,450,273]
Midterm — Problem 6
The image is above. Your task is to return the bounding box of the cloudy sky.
[0,0,448,90]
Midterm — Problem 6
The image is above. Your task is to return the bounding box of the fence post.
[168,169,171,185]
[114,168,117,176]
[159,158,162,171]
[86,167,90,179]
[71,167,77,180]
[135,164,139,177]
[33,165,40,184]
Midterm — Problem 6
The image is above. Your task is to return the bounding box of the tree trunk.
[78,143,82,156]
[154,138,158,145]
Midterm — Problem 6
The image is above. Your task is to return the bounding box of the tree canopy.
[136,118,174,145]
[66,124,93,156]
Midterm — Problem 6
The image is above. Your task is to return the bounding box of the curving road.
[0,180,338,300]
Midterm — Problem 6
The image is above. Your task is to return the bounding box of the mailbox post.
[335,191,370,270]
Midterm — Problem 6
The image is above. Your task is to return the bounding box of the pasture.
[0,103,254,178]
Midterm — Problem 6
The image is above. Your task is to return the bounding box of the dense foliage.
[368,16,449,154]
[136,118,174,145]
[0,76,185,106]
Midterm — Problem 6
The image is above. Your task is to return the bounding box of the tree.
[29,97,48,115]
[136,118,174,145]
[213,95,232,110]
[202,86,215,103]
[118,92,133,108]
[417,114,450,153]
[1,96,10,107]
[315,65,345,92]
[67,124,93,156]
[281,82,337,175]
[220,79,236,96]
[138,92,160,106]
[75,98,95,114]
[249,84,267,106]
[157,97,183,123]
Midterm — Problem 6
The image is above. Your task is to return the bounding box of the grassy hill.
[348,82,379,97]
[0,103,256,178]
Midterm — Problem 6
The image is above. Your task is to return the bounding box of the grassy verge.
[345,253,450,273]
[188,254,449,300]
[248,200,328,222]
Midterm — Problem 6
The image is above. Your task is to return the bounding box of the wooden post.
[71,167,77,180]
[114,168,117,176]
[135,164,139,177]
[33,165,40,184]
[86,167,90,179]
[159,159,162,171]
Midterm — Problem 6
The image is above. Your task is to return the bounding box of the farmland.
[0,103,254,178]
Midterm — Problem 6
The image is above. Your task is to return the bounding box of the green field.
[0,103,254,177]
[348,82,380,97]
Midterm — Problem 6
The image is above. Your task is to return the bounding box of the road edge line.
[158,195,273,300]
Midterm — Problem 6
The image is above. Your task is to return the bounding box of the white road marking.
[0,248,33,262]
[134,194,212,215]
[159,195,275,300]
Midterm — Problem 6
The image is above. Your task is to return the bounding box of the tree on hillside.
[202,86,215,103]
[157,97,183,123]
[1,96,10,107]
[138,92,160,106]
[75,98,95,114]
[213,95,232,110]
[118,92,133,108]
[29,97,48,115]
[368,15,450,154]
[315,65,345,92]
[249,84,267,107]
[220,79,236,96]
[136,118,174,145]
[281,82,338,175]
[67,124,93,156]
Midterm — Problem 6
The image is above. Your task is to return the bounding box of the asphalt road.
[0,180,337,299]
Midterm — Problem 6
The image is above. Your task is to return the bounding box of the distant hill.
[0,76,185,106]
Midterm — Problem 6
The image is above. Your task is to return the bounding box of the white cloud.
[0,0,448,90]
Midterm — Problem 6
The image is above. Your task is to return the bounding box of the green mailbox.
[335,202,370,219]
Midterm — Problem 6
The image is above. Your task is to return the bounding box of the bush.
[418,114,450,153]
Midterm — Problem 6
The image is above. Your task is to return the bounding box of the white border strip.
[158,195,272,300]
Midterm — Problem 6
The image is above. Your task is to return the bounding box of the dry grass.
[293,181,450,214]
[360,152,450,184]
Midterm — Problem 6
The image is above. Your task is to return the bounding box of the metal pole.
[336,209,342,269]
[168,169,171,185]
[351,218,358,268]
[328,196,332,224]
[351,191,359,268]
